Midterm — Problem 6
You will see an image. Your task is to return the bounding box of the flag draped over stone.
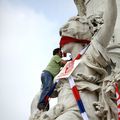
[115,83,120,120]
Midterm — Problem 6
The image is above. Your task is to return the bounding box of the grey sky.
[0,0,77,120]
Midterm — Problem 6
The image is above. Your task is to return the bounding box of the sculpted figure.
[29,0,120,120]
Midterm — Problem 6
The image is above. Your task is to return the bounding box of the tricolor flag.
[115,83,120,120]
[68,76,89,120]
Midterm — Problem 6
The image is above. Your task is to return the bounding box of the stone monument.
[29,0,120,120]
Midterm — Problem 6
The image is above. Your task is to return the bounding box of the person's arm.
[97,0,117,48]
[60,59,68,66]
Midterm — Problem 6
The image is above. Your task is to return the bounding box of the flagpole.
[68,76,89,120]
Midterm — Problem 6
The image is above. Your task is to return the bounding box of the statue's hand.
[74,0,86,16]
[29,109,43,120]
[93,102,107,118]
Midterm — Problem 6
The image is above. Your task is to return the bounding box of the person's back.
[45,54,62,77]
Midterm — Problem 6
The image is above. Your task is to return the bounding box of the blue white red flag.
[115,83,120,120]
[68,76,89,120]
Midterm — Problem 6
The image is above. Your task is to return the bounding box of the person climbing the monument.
[37,48,68,111]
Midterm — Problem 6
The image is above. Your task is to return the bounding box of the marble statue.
[29,0,120,120]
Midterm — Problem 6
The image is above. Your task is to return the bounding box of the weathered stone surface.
[29,0,120,120]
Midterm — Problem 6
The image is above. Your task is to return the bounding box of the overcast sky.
[0,0,77,120]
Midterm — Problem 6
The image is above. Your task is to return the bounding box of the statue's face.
[61,42,84,55]
[59,16,92,55]
[61,42,73,53]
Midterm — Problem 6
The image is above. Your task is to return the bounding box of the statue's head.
[59,16,92,54]
[59,16,92,40]
[59,14,103,53]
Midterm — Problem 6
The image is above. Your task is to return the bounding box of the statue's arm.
[74,0,86,16]
[97,0,117,48]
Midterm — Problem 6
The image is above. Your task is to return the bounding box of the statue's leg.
[57,83,100,120]
[56,90,100,120]
[80,90,100,120]
[55,111,82,120]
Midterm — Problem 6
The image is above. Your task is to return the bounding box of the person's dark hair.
[53,48,61,55]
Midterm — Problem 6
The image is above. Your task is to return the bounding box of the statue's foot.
[50,90,58,98]
[37,102,49,111]
[53,104,64,116]
[29,109,43,120]
[40,113,50,120]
